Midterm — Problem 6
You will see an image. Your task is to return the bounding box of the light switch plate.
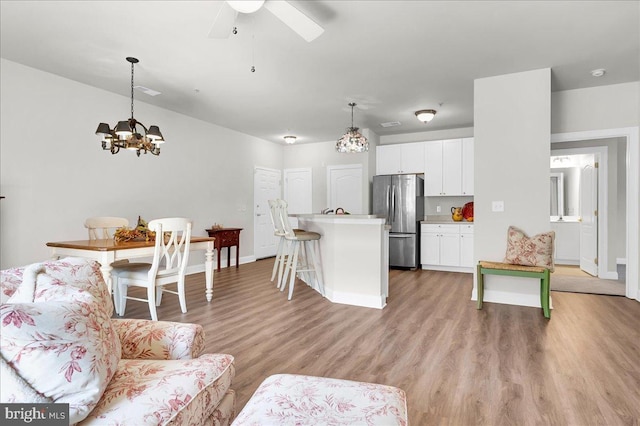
[492,201,504,212]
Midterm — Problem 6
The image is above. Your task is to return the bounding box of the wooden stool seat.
[479,261,547,273]
[477,261,551,318]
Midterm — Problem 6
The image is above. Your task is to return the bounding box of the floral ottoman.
[232,374,408,425]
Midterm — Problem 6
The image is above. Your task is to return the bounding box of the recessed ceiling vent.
[380,121,402,128]
[134,85,161,96]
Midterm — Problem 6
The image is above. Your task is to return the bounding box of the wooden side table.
[205,227,243,271]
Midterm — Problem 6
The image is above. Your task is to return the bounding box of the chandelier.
[336,102,368,153]
[95,57,164,156]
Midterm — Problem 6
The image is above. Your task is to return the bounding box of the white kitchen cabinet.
[377,143,425,175]
[442,140,462,195]
[421,223,473,272]
[425,139,462,195]
[459,224,474,267]
[440,233,460,266]
[421,232,441,265]
[421,224,460,267]
[424,142,444,195]
[461,137,474,196]
[424,138,474,196]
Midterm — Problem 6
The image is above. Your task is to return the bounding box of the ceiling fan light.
[227,0,265,14]
[415,109,437,123]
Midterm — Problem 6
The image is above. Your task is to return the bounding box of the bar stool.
[268,199,290,289]
[276,199,324,300]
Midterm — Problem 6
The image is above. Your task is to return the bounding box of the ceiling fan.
[208,0,324,42]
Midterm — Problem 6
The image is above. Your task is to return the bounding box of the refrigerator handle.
[391,185,396,223]
[385,185,390,223]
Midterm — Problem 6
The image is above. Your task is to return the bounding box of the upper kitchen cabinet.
[376,143,425,175]
[461,137,474,196]
[424,138,474,196]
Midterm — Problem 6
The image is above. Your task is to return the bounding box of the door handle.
[389,234,413,238]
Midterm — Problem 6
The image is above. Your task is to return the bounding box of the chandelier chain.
[130,61,135,120]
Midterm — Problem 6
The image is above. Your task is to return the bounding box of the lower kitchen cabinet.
[421,223,474,272]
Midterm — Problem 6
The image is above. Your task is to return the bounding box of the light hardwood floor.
[118,259,640,425]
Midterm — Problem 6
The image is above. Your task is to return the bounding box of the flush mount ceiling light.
[415,109,437,123]
[591,68,606,77]
[336,102,369,153]
[95,57,164,157]
[284,135,297,144]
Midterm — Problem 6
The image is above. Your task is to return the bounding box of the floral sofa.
[0,257,236,425]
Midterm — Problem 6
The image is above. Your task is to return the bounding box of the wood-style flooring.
[118,259,640,425]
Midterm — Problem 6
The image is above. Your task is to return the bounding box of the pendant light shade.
[336,103,368,153]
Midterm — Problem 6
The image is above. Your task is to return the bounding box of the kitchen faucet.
[321,208,334,214]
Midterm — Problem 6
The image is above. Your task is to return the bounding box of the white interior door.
[284,168,312,213]
[579,163,598,276]
[254,167,281,259]
[327,164,363,214]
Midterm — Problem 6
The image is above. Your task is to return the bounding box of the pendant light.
[95,57,164,157]
[336,102,368,153]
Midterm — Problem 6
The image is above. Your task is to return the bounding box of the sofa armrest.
[111,319,205,360]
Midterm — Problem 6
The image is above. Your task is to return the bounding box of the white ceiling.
[1,1,638,145]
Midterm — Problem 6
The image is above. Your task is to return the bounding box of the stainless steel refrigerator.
[373,174,424,268]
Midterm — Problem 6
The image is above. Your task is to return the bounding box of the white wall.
[282,137,374,214]
[0,59,283,268]
[552,82,639,134]
[474,68,551,308]
[379,127,474,145]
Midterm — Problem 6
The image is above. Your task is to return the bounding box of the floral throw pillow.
[0,259,121,424]
[504,226,555,272]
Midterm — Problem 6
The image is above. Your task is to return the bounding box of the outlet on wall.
[492,201,505,212]
[436,205,441,213]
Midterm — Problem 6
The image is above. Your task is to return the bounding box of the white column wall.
[473,68,552,308]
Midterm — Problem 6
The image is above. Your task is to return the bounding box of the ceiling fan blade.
[208,2,239,39]
[264,1,324,42]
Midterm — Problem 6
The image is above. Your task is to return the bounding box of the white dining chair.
[112,217,192,321]
[84,216,129,240]
[277,199,324,300]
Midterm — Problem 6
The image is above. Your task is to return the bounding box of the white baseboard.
[471,288,553,310]
[185,264,205,275]
[555,259,579,266]
[186,255,256,275]
[324,288,386,309]
[421,265,473,273]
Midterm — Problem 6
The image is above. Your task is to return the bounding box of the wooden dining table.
[46,237,217,302]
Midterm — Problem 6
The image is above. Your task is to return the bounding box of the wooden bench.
[477,261,551,318]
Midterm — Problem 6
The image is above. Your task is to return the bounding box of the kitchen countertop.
[421,215,474,224]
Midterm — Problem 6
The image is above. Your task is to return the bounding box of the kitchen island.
[293,214,389,309]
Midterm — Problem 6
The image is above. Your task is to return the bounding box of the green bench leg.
[477,264,484,310]
[541,269,550,319]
